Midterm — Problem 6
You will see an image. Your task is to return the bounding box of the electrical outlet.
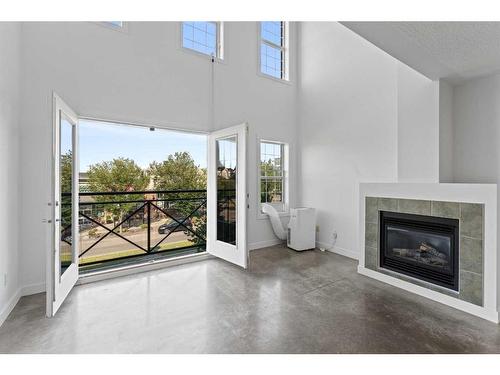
[316,225,320,233]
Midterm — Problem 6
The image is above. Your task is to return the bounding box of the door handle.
[42,219,53,223]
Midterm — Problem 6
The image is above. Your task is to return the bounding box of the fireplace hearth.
[380,211,459,291]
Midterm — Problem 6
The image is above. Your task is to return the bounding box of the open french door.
[46,94,80,317]
[207,123,248,268]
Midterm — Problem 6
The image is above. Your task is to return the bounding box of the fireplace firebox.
[379,211,459,291]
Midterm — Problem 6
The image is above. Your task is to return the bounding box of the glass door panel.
[47,94,79,317]
[216,136,237,245]
[59,117,74,276]
[207,124,247,268]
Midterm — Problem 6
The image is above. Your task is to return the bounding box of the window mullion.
[261,39,284,51]
[182,21,221,59]
[260,22,288,81]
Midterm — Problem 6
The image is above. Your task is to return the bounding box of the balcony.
[61,189,207,273]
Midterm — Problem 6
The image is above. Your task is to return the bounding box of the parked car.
[61,226,72,243]
[79,217,94,231]
[158,218,192,234]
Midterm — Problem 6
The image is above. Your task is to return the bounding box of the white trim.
[317,242,359,260]
[359,265,499,323]
[49,93,80,317]
[257,21,290,83]
[257,138,289,220]
[21,282,46,296]
[207,123,248,268]
[249,238,284,251]
[256,70,293,86]
[358,182,499,323]
[92,22,129,34]
[179,21,224,62]
[79,115,209,135]
[78,252,212,285]
[0,290,21,327]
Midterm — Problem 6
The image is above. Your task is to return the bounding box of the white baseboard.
[0,282,46,327]
[0,289,21,327]
[358,265,499,323]
[21,282,45,296]
[316,242,359,260]
[249,238,284,251]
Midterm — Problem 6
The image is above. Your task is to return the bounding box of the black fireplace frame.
[379,211,459,291]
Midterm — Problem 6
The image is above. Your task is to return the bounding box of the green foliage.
[149,152,207,245]
[60,151,73,230]
[84,153,207,245]
[149,152,206,191]
[87,158,149,230]
[88,157,149,193]
[260,156,283,203]
[60,151,73,194]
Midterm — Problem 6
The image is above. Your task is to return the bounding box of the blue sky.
[76,120,207,172]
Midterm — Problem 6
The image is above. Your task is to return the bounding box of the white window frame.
[180,22,224,61]
[95,21,128,33]
[258,21,290,82]
[257,139,289,219]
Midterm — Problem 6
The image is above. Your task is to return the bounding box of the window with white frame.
[104,21,123,28]
[260,21,288,80]
[97,21,126,32]
[259,140,288,213]
[182,22,223,59]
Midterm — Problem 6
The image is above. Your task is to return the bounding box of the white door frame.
[207,123,248,268]
[46,93,80,317]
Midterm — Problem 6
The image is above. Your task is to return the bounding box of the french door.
[46,104,247,315]
[46,94,80,317]
[207,123,248,268]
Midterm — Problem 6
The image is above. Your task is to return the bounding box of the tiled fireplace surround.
[364,197,484,306]
[358,183,498,323]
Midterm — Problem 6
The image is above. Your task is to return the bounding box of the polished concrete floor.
[1,245,500,353]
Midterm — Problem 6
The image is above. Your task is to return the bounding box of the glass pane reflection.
[216,136,237,245]
[60,118,73,275]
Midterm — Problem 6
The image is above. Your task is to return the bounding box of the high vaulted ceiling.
[341,22,500,84]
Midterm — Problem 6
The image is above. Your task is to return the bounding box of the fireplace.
[379,211,459,291]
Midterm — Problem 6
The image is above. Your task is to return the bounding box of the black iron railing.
[61,189,207,268]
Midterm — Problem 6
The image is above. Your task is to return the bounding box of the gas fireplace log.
[419,242,446,259]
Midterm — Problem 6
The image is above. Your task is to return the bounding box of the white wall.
[397,63,439,183]
[18,22,298,291]
[298,22,440,258]
[0,22,21,322]
[439,79,454,182]
[298,22,399,258]
[445,74,500,311]
[452,74,500,184]
[14,21,444,296]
